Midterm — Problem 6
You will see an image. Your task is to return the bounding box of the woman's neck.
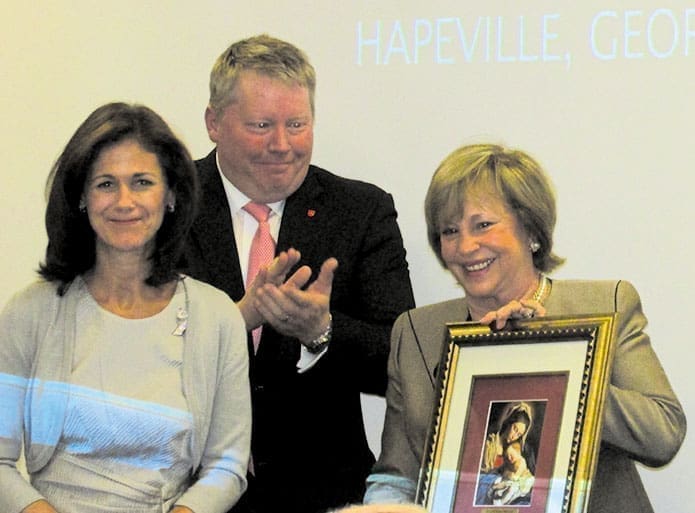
[467,272,542,321]
[84,255,175,319]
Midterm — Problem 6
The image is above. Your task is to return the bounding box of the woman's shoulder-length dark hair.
[39,102,199,294]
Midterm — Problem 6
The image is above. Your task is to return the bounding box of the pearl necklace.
[532,274,551,304]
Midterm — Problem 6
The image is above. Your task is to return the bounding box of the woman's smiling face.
[84,139,173,259]
[439,187,537,311]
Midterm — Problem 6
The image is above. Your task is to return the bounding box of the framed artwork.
[416,314,617,513]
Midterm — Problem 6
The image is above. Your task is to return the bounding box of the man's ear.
[204,105,220,143]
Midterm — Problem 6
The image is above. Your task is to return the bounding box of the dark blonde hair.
[209,34,316,114]
[425,143,564,272]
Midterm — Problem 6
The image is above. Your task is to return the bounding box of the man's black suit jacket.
[181,150,415,513]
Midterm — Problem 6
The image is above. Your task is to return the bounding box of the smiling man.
[181,35,415,513]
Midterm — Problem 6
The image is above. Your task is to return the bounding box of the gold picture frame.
[416,314,617,513]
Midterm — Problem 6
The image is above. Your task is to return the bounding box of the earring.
[78,199,87,213]
[167,203,175,213]
[529,241,541,253]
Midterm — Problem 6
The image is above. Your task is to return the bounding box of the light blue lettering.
[354,14,576,65]
[519,16,539,62]
[542,14,562,62]
[687,9,695,56]
[356,21,381,65]
[384,21,411,64]
[436,18,457,64]
[496,16,515,62]
[624,10,644,59]
[454,17,484,62]
[591,11,619,60]
[413,19,433,64]
[647,9,678,58]
[485,17,492,62]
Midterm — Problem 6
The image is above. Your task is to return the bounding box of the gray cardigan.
[0,276,250,513]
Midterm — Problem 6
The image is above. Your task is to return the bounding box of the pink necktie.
[243,202,275,351]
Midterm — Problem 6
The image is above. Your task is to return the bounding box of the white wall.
[2,2,692,510]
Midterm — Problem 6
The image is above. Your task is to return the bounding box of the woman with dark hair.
[0,103,250,513]
[364,143,685,513]
[40,102,198,290]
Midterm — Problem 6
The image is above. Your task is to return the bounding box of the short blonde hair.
[209,34,316,114]
[425,143,564,272]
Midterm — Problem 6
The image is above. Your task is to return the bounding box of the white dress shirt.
[215,157,326,371]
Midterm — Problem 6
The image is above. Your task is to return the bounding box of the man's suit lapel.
[192,151,245,300]
[276,167,324,257]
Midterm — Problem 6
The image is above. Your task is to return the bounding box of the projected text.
[356,8,695,67]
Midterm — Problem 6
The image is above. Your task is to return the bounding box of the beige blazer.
[373,279,686,513]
